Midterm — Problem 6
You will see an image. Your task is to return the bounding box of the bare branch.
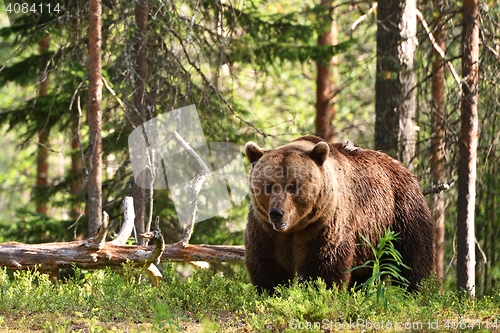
[140,218,166,287]
[350,2,377,32]
[173,130,211,175]
[475,237,488,266]
[102,76,126,111]
[166,25,269,138]
[145,263,163,287]
[83,211,109,249]
[110,197,136,245]
[140,229,165,265]
[415,9,461,89]
[172,131,212,246]
[422,179,455,196]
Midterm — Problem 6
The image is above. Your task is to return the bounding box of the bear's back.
[245,135,435,293]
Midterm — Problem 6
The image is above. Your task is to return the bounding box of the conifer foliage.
[1,0,500,297]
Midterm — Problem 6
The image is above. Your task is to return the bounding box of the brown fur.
[244,135,435,294]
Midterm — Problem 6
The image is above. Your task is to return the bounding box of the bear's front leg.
[245,220,294,294]
[297,240,355,289]
[246,252,294,294]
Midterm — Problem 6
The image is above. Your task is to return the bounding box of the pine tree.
[374,0,417,168]
[426,0,447,285]
[315,0,337,142]
[87,0,103,237]
[35,36,50,215]
[457,0,479,298]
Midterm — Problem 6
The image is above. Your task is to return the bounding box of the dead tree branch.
[415,9,461,89]
[350,2,377,32]
[140,217,166,286]
[110,196,135,245]
[172,130,212,246]
[422,179,455,196]
[82,211,109,249]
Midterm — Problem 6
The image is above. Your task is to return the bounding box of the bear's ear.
[308,142,330,166]
[245,142,267,164]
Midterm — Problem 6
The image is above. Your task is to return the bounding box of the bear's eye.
[286,183,297,194]
[265,183,273,194]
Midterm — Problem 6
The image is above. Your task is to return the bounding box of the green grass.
[0,264,499,332]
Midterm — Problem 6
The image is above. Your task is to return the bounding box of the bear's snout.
[269,208,289,231]
[269,208,284,222]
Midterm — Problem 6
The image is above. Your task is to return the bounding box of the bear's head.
[245,140,334,232]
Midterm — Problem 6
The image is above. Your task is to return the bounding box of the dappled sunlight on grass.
[0,265,499,332]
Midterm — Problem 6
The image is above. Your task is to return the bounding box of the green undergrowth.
[0,264,499,332]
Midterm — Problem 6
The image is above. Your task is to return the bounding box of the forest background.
[0,0,499,300]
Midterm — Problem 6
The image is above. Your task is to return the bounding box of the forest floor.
[0,263,499,332]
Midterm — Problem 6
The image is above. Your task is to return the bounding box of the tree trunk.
[430,1,446,284]
[87,0,103,237]
[375,0,417,169]
[490,193,498,290]
[70,117,83,219]
[457,0,479,298]
[315,0,336,142]
[35,36,50,215]
[35,130,49,214]
[132,0,149,245]
[397,0,417,169]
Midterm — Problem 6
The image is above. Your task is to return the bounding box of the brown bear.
[244,135,435,294]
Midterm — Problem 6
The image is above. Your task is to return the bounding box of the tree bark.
[35,36,50,215]
[87,0,103,237]
[375,0,399,156]
[70,118,83,219]
[457,0,479,298]
[315,0,336,142]
[397,0,417,169]
[375,0,417,169]
[430,1,446,284]
[132,0,149,245]
[0,241,245,272]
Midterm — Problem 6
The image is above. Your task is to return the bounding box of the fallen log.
[0,130,249,276]
[0,240,245,273]
[0,196,245,274]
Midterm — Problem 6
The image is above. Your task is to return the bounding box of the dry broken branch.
[172,130,212,246]
[140,219,165,265]
[422,179,455,196]
[102,76,126,111]
[139,217,166,286]
[83,211,109,249]
[350,2,377,32]
[415,9,461,89]
[110,196,135,245]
